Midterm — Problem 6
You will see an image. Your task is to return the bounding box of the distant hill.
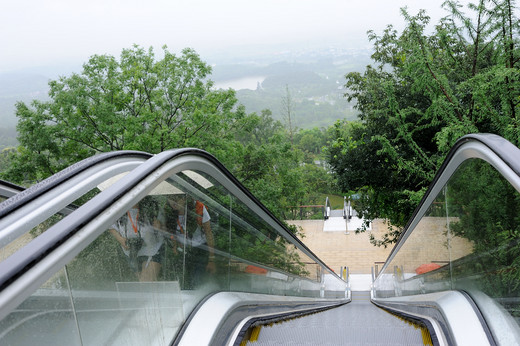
[212,51,369,129]
[0,48,370,150]
[0,73,50,97]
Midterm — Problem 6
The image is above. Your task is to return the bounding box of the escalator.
[0,134,520,345]
[248,291,429,345]
[0,148,347,345]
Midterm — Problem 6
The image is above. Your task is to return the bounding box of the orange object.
[245,265,268,275]
[415,263,441,274]
[127,210,139,233]
[195,200,205,226]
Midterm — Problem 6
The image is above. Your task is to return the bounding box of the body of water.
[213,76,266,91]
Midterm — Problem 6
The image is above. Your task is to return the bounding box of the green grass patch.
[316,193,344,209]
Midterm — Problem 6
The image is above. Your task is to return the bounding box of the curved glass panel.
[0,156,346,345]
[373,158,520,341]
[0,156,146,266]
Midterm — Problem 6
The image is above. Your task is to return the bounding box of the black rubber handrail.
[0,148,339,291]
[381,133,520,269]
[0,180,25,201]
[0,179,25,194]
[0,151,152,219]
[0,180,79,215]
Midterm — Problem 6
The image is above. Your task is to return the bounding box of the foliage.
[0,46,339,284]
[1,53,337,220]
[2,45,240,183]
[444,160,520,305]
[230,109,333,222]
[294,127,330,163]
[325,0,520,246]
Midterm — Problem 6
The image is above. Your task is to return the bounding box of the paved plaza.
[288,218,393,275]
[289,216,473,287]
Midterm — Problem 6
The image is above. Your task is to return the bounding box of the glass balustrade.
[373,157,520,342]
[0,154,148,267]
[0,155,346,345]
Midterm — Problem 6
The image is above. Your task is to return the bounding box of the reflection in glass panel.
[0,172,130,266]
[446,160,520,325]
[0,165,345,345]
[66,193,187,346]
[227,196,321,297]
[66,168,337,344]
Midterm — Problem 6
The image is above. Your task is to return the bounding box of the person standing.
[166,194,216,288]
[109,202,164,281]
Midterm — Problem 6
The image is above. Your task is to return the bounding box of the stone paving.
[288,218,394,275]
[289,216,474,277]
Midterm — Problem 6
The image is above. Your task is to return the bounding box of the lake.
[213,76,266,91]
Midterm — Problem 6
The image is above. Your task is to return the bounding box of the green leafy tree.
[326,0,520,246]
[0,46,330,284]
[231,109,308,219]
[293,127,329,163]
[2,45,240,183]
[444,160,520,304]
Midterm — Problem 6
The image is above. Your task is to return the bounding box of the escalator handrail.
[0,179,79,216]
[0,180,25,200]
[0,148,339,292]
[324,196,330,219]
[0,179,25,193]
[0,151,152,219]
[376,133,520,278]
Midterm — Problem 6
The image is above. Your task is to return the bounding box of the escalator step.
[248,299,426,345]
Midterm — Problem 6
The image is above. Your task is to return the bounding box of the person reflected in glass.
[109,199,164,282]
[166,194,216,288]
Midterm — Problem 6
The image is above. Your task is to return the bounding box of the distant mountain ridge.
[212,55,368,128]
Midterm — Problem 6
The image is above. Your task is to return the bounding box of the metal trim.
[0,151,151,218]
[0,180,24,200]
[173,292,347,346]
[372,291,494,346]
[0,157,147,249]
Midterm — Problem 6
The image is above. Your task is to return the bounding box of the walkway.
[289,216,473,281]
[287,219,392,275]
[323,208,371,233]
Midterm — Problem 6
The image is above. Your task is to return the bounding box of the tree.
[230,109,308,219]
[281,84,296,144]
[2,45,240,183]
[440,159,520,300]
[0,44,350,288]
[294,127,329,163]
[326,0,520,246]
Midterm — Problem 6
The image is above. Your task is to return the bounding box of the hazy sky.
[1,0,472,73]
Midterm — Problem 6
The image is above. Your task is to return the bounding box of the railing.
[0,149,347,345]
[342,196,352,220]
[323,197,331,220]
[0,179,25,203]
[286,204,325,220]
[372,134,520,345]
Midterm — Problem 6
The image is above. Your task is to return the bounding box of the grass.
[316,193,344,210]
